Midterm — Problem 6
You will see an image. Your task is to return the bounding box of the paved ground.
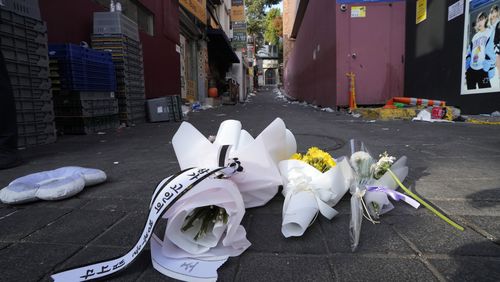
[1,87,500,281]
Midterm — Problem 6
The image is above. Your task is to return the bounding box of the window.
[94,0,154,36]
[137,4,154,35]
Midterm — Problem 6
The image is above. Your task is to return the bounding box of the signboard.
[263,59,279,69]
[416,0,427,24]
[232,27,247,49]
[232,22,246,29]
[231,5,245,22]
[179,0,206,23]
[231,1,246,50]
[232,42,246,49]
[448,0,464,21]
[351,6,366,18]
[460,0,500,95]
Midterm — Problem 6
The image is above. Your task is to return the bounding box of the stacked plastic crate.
[48,43,119,134]
[0,0,56,147]
[91,12,146,125]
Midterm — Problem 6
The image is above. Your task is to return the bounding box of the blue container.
[49,43,113,64]
[48,43,116,91]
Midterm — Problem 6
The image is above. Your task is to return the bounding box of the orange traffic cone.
[346,72,357,111]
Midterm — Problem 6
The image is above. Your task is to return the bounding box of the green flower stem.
[387,169,464,231]
[182,206,229,241]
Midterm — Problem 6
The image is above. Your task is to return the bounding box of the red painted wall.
[39,0,180,98]
[284,0,337,107]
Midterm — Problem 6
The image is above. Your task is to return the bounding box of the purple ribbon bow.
[366,186,420,209]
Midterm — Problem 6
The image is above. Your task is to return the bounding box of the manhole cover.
[294,134,345,152]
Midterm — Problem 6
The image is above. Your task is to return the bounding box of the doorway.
[341,2,406,105]
[265,69,276,85]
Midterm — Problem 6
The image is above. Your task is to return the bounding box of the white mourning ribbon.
[51,162,241,282]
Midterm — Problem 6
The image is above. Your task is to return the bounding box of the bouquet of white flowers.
[279,147,352,238]
[348,140,417,251]
[151,176,251,281]
[172,118,296,208]
[51,163,243,282]
[150,118,296,279]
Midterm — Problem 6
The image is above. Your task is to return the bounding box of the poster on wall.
[351,6,366,18]
[461,0,500,94]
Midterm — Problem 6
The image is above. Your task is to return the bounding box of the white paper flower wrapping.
[348,140,375,252]
[172,118,296,208]
[364,156,413,218]
[279,157,352,237]
[348,142,417,251]
[157,178,250,259]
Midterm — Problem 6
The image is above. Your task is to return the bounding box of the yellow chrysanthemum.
[290,147,336,172]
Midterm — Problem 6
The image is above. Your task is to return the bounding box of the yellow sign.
[231,5,245,22]
[351,6,366,18]
[180,0,206,23]
[416,0,427,24]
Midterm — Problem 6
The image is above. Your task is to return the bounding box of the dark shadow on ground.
[466,187,500,206]
[429,241,500,281]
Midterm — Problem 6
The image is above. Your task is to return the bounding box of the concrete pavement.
[1,87,500,281]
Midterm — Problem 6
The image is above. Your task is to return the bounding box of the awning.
[207,28,240,64]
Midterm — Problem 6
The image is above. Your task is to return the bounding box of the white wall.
[218,0,231,35]
[232,51,247,102]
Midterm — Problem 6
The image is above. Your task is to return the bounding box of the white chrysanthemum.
[350,151,373,182]
[371,152,396,180]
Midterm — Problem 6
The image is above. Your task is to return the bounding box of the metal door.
[347,2,406,104]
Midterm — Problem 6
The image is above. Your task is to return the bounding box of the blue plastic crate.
[48,44,113,64]
[53,62,116,80]
[48,45,116,92]
[52,59,113,71]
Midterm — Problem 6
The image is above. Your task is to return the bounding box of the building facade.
[39,0,243,104]
[179,0,207,102]
[40,0,180,99]
[257,45,280,86]
[284,0,500,113]
[283,0,298,71]
[405,0,500,114]
[206,0,240,99]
